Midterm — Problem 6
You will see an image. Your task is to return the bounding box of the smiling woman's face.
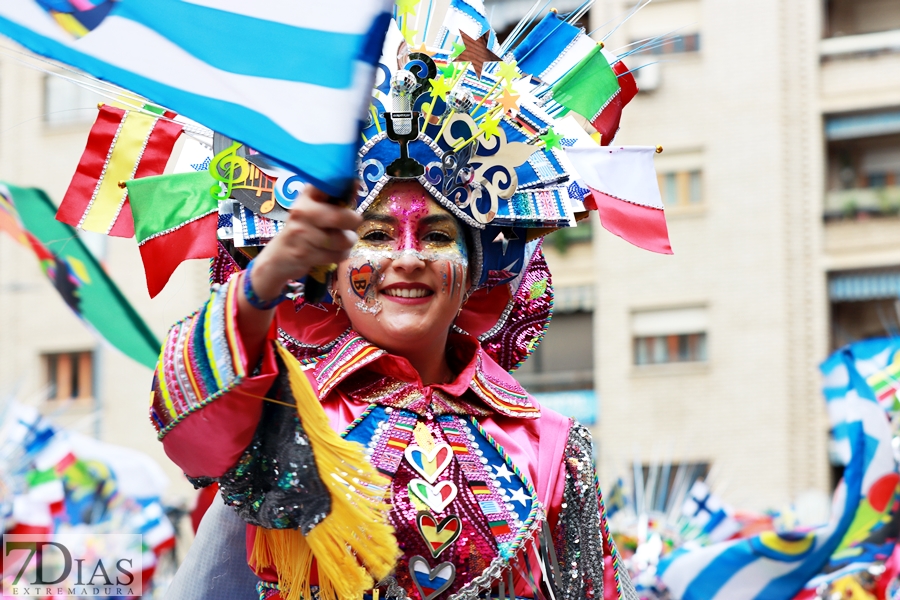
[334,181,469,354]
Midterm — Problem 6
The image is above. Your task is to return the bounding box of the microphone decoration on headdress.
[384,70,423,177]
[434,88,475,143]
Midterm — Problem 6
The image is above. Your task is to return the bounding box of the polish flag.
[565,144,672,254]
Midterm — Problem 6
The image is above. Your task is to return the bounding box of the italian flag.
[551,45,639,146]
[11,494,53,536]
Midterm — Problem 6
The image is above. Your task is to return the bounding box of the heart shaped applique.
[404,443,453,483]
[416,511,461,558]
[350,263,375,298]
[409,555,455,600]
[408,479,458,513]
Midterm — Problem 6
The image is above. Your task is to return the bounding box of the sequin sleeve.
[150,273,278,479]
[555,422,639,600]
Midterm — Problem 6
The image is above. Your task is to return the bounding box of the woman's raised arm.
[149,185,360,479]
[236,185,361,367]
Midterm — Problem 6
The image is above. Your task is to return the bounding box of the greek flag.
[658,350,895,599]
[0,0,393,196]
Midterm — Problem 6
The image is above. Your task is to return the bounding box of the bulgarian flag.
[56,104,183,237]
[551,45,638,145]
[126,171,218,298]
[0,183,161,368]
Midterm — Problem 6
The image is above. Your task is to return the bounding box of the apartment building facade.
[588,0,900,511]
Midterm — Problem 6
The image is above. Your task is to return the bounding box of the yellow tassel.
[250,344,400,600]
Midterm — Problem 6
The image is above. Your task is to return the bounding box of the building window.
[659,170,703,207]
[824,0,900,38]
[632,306,709,366]
[631,33,701,56]
[634,333,707,365]
[43,75,103,126]
[45,351,94,401]
[516,305,594,392]
[824,131,900,219]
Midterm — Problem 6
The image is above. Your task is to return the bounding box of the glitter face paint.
[348,188,469,309]
[333,183,471,355]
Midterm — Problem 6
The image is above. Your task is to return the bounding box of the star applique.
[450,40,466,61]
[496,87,520,114]
[540,126,564,150]
[509,488,530,506]
[429,75,451,100]
[493,464,514,483]
[496,60,520,85]
[438,61,457,79]
[412,41,436,57]
[492,228,519,256]
[395,0,418,18]
[479,113,502,141]
[456,31,501,78]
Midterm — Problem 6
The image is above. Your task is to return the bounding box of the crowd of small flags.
[0,401,177,597]
[607,337,900,600]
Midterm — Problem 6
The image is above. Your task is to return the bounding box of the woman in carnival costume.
[152,7,658,600]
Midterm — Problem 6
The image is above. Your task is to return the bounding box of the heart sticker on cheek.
[350,263,375,299]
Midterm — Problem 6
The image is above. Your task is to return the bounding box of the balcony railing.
[820,29,900,60]
[824,186,900,219]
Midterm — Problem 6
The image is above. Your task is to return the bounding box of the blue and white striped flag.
[0,0,393,196]
[658,350,892,600]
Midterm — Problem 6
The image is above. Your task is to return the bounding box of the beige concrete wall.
[591,0,830,512]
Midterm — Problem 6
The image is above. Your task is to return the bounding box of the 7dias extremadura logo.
[2,534,143,597]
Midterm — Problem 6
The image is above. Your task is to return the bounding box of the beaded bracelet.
[243,259,291,310]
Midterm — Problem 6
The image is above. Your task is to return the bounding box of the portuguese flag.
[0,183,160,369]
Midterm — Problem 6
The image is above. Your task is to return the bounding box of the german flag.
[469,481,492,495]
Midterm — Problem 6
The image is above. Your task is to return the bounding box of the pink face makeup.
[333,183,470,354]
[352,188,469,270]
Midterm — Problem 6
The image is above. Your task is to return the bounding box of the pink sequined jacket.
[150,275,636,600]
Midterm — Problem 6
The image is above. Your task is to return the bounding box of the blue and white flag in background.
[0,0,394,196]
[682,480,741,544]
[658,351,892,600]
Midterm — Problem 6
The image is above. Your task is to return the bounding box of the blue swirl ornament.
[274,175,305,209]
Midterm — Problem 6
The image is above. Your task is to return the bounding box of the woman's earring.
[330,289,343,313]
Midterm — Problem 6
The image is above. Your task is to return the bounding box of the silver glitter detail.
[590,87,621,124]
[447,506,548,600]
[277,327,348,354]
[555,423,640,600]
[476,296,516,342]
[360,131,388,156]
[355,299,383,315]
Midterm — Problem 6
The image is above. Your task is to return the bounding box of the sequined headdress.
[198,1,673,369]
[53,0,671,369]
